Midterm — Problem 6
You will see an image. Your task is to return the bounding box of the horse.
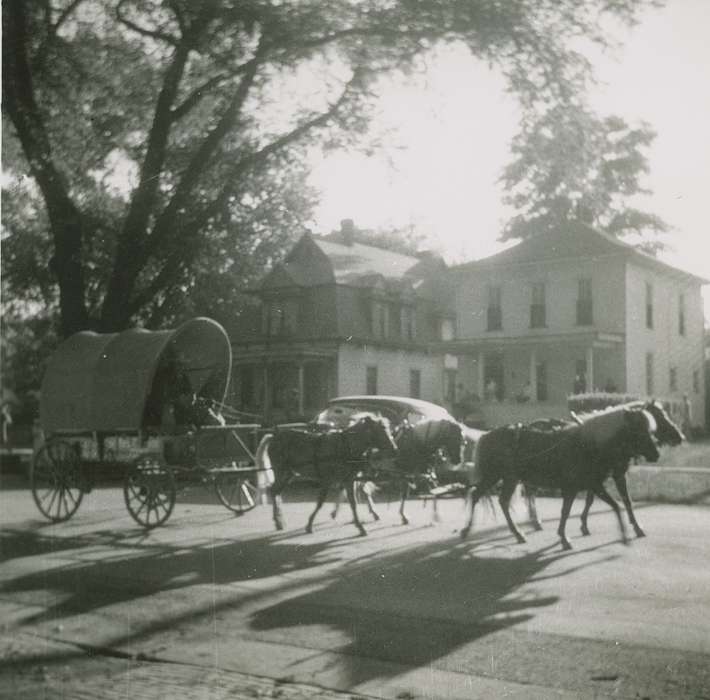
[461,407,660,550]
[258,414,397,536]
[329,417,464,525]
[393,418,464,524]
[576,400,683,538]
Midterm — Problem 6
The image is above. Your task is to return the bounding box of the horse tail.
[255,433,276,488]
[467,432,497,520]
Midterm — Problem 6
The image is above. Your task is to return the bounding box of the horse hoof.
[330,511,337,520]
[400,517,409,526]
[580,526,590,537]
[634,527,646,538]
[532,522,543,532]
[515,534,527,544]
[305,525,313,534]
[275,522,284,531]
[372,513,380,522]
[561,540,573,551]
[460,527,470,539]
[357,529,367,537]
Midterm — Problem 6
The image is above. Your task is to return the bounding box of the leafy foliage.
[500,101,670,249]
[3,0,658,338]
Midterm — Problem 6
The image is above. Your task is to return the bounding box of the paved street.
[1,479,709,699]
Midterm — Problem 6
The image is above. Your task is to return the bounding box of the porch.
[447,331,625,429]
[231,347,337,425]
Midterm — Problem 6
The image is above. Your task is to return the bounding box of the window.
[645,352,654,395]
[669,366,677,392]
[409,369,421,399]
[440,318,455,341]
[371,301,389,339]
[444,369,457,404]
[645,282,654,329]
[679,293,686,336]
[366,366,378,395]
[401,305,416,341]
[263,298,299,336]
[576,278,593,325]
[530,282,546,328]
[487,285,502,331]
[240,366,255,409]
[536,362,548,401]
[693,369,700,394]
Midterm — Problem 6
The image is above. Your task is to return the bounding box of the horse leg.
[558,489,577,550]
[593,483,629,545]
[460,474,498,538]
[362,482,380,521]
[399,481,410,525]
[525,485,543,531]
[613,472,644,538]
[306,483,329,534]
[345,480,367,536]
[500,479,526,544]
[330,488,345,520]
[271,480,285,531]
[580,491,594,536]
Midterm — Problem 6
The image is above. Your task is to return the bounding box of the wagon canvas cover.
[40,317,231,434]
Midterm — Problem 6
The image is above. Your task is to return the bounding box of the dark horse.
[461,408,660,550]
[330,417,464,525]
[259,415,397,536]
[393,418,464,524]
[576,400,683,538]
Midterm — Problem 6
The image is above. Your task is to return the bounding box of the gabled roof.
[312,236,424,285]
[453,222,708,284]
[260,231,441,291]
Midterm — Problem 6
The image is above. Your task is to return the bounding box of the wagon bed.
[32,317,270,528]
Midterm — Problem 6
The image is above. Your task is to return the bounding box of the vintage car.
[313,395,483,467]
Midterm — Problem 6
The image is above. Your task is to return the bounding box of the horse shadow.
[249,534,604,689]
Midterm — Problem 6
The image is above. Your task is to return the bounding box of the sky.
[308,0,710,309]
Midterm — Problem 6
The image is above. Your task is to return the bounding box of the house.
[445,222,707,428]
[231,220,707,430]
[230,220,454,423]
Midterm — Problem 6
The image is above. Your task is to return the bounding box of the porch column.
[477,352,485,398]
[586,346,595,392]
[529,348,538,401]
[297,362,305,416]
[262,363,270,422]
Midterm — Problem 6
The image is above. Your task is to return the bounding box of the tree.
[500,100,670,251]
[3,0,658,337]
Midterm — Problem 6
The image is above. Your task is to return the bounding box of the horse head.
[644,399,684,446]
[351,414,397,457]
[440,419,464,464]
[623,408,660,463]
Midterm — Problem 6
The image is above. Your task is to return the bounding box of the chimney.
[340,218,355,246]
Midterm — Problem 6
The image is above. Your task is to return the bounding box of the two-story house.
[445,222,707,427]
[230,221,453,423]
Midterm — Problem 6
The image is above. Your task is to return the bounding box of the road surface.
[1,480,709,699]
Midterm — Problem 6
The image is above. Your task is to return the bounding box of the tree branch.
[170,72,229,122]
[116,0,180,47]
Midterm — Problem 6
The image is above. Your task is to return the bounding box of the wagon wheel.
[31,440,84,522]
[214,470,259,514]
[123,456,176,529]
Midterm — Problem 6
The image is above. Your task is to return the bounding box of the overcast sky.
[309,0,710,311]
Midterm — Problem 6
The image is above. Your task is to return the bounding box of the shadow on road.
[1,510,613,688]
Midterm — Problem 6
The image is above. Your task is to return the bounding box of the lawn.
[658,438,710,468]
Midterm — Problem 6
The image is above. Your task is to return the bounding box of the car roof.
[327,395,453,419]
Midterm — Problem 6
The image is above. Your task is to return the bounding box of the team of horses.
[255,400,684,549]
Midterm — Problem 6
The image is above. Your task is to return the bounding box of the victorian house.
[230,221,453,423]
